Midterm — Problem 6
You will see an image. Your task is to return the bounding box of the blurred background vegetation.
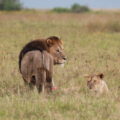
[52,3,91,13]
[0,0,22,10]
[0,0,90,13]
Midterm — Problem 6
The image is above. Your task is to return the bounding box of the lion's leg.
[52,78,55,87]
[22,76,35,91]
[36,68,46,93]
[22,76,30,87]
[45,57,54,92]
[22,76,28,85]
[45,71,53,93]
[28,75,36,90]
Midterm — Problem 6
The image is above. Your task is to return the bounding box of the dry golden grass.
[0,10,120,120]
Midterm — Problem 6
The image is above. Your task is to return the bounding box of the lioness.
[19,36,66,93]
[84,73,109,96]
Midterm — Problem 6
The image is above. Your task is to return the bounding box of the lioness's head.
[84,73,104,89]
[46,36,67,65]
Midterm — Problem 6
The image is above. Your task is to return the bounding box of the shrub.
[0,0,22,11]
[52,7,70,13]
[71,3,90,13]
[52,3,90,13]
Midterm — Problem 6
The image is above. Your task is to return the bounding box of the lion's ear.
[97,73,104,79]
[46,39,54,47]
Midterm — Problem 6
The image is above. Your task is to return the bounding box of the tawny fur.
[19,36,64,72]
[21,50,53,93]
[84,73,109,96]
[19,36,66,93]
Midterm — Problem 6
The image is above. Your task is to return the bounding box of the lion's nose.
[63,57,67,60]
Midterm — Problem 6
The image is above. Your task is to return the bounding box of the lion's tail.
[19,50,23,73]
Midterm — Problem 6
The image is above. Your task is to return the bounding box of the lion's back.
[21,50,53,78]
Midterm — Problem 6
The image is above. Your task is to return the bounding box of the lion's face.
[50,43,66,65]
[87,76,100,89]
[46,37,67,65]
[85,73,104,90]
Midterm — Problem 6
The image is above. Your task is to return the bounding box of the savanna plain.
[0,10,120,120]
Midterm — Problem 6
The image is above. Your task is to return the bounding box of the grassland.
[0,10,120,120]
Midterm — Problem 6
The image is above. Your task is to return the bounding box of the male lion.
[84,73,109,96]
[19,36,66,93]
[21,50,54,93]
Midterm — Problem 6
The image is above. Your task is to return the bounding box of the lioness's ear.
[97,73,104,79]
[46,39,54,47]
